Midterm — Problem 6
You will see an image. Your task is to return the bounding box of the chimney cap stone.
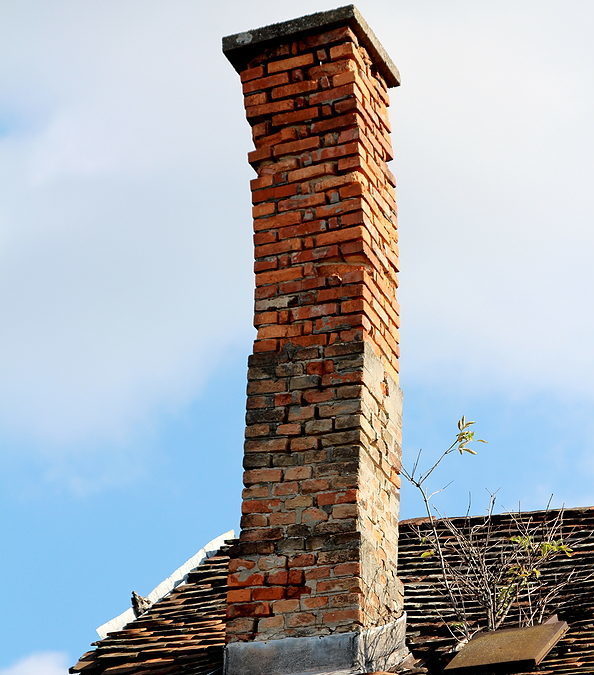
[222,4,400,88]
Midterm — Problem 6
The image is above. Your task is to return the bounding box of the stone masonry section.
[223,6,402,645]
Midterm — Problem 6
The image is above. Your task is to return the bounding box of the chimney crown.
[223,5,400,88]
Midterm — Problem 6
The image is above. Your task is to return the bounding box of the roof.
[398,506,594,674]
[72,507,594,675]
[70,542,233,675]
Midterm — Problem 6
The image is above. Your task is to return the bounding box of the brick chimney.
[223,6,405,673]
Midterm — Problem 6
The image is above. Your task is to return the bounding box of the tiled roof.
[398,506,594,675]
[72,507,594,675]
[70,542,233,675]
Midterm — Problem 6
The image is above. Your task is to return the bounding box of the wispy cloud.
[1,0,594,460]
[0,2,254,448]
[0,652,68,675]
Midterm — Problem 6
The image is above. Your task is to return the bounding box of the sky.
[1,0,594,672]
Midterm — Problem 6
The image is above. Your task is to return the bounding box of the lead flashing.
[222,5,400,88]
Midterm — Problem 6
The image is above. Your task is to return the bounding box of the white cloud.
[0,652,68,675]
[382,1,594,397]
[0,1,255,446]
[0,0,594,457]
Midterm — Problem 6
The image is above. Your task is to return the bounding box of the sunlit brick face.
[225,16,402,644]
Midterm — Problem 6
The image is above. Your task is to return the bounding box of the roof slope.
[398,506,594,675]
[70,544,232,675]
[72,507,594,675]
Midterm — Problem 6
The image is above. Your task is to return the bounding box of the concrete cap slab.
[222,5,400,88]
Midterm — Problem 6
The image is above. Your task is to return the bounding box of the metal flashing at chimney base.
[224,613,408,675]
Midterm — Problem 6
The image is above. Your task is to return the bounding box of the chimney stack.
[223,7,405,673]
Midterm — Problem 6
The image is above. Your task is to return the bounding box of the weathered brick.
[272,107,320,126]
[243,72,290,94]
[271,80,318,99]
[228,9,402,644]
[268,53,314,73]
[287,162,335,183]
[246,99,294,119]
[244,468,283,485]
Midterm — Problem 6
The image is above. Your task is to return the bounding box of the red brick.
[228,558,256,573]
[310,111,357,133]
[288,553,316,568]
[309,84,355,105]
[256,239,301,258]
[242,514,269,530]
[276,423,301,435]
[227,589,252,603]
[301,478,330,493]
[314,226,365,247]
[268,53,314,74]
[255,267,303,287]
[252,587,286,601]
[334,562,360,576]
[244,92,268,108]
[228,602,272,618]
[272,107,320,126]
[302,507,328,524]
[305,360,334,376]
[284,466,312,481]
[257,323,302,339]
[272,599,300,613]
[305,566,332,581]
[228,572,265,588]
[271,80,318,99]
[254,126,298,148]
[252,183,298,203]
[241,65,264,82]
[254,211,302,232]
[303,389,334,403]
[253,338,278,352]
[246,99,294,119]
[258,615,284,631]
[243,72,290,94]
[301,596,328,609]
[253,231,277,245]
[278,193,326,212]
[241,499,282,514]
[290,437,319,451]
[244,437,289,453]
[314,197,361,218]
[288,569,304,585]
[244,468,282,485]
[321,608,362,624]
[252,202,276,218]
[286,612,315,627]
[291,302,337,321]
[329,43,361,62]
[267,570,289,585]
[287,162,336,183]
[269,512,297,525]
[333,503,357,519]
[317,489,357,506]
[317,578,361,593]
[309,60,354,80]
[257,156,300,177]
[273,136,321,157]
[273,481,299,496]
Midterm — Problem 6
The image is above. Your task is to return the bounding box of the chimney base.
[224,613,408,675]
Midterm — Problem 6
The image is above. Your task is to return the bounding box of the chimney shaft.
[223,7,404,668]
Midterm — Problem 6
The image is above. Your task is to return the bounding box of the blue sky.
[2,1,594,673]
